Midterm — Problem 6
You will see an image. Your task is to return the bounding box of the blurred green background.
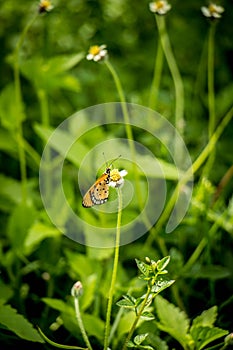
[0,0,233,349]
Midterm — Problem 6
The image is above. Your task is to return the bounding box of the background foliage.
[0,0,233,349]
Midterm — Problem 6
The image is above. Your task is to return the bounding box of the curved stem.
[74,298,93,350]
[145,105,233,247]
[156,15,184,136]
[104,188,123,350]
[148,40,164,110]
[202,22,217,179]
[208,23,216,139]
[104,60,150,225]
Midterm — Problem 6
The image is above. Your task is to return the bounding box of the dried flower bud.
[71,281,83,298]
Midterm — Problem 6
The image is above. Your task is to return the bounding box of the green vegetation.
[0,1,233,349]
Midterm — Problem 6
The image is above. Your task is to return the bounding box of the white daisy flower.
[39,0,54,13]
[86,45,108,62]
[201,3,224,19]
[149,1,171,15]
[109,169,128,188]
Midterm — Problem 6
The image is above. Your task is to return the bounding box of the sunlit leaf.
[134,333,149,345]
[155,295,192,349]
[7,203,37,250]
[135,259,150,277]
[157,256,170,271]
[23,222,62,255]
[0,304,44,343]
[190,326,228,350]
[191,306,217,328]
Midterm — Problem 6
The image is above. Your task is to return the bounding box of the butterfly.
[82,167,111,208]
[82,155,127,208]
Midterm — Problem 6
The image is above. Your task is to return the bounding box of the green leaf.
[191,306,217,329]
[134,333,149,345]
[135,259,150,277]
[190,326,228,350]
[151,278,175,294]
[81,274,97,311]
[118,311,136,339]
[0,174,22,208]
[23,222,61,255]
[0,128,17,157]
[127,341,135,348]
[141,311,155,320]
[189,265,231,280]
[157,256,170,271]
[0,280,14,303]
[0,304,44,343]
[155,295,192,349]
[20,53,84,92]
[34,124,89,167]
[82,314,105,341]
[117,295,136,309]
[149,334,168,350]
[42,298,74,315]
[0,84,25,131]
[7,203,37,250]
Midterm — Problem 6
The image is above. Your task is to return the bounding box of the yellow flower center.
[89,46,101,56]
[209,4,217,14]
[156,1,165,9]
[110,169,121,182]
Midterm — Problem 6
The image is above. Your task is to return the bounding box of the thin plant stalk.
[202,22,217,178]
[104,60,148,221]
[74,297,93,350]
[155,15,184,136]
[148,40,164,110]
[38,89,52,199]
[208,22,217,139]
[103,188,123,350]
[13,13,38,202]
[145,105,233,247]
[121,285,152,350]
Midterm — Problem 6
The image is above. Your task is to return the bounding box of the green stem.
[13,14,38,202]
[38,89,51,200]
[202,22,217,179]
[148,40,164,110]
[145,105,233,247]
[74,298,93,350]
[104,188,123,350]
[121,285,152,350]
[105,59,151,228]
[208,23,216,139]
[182,238,207,274]
[38,326,87,349]
[156,15,184,136]
[104,60,134,141]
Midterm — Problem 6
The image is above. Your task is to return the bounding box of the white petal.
[201,7,211,17]
[119,169,128,177]
[86,54,93,60]
[109,181,117,188]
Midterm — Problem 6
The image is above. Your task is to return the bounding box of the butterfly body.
[82,167,111,208]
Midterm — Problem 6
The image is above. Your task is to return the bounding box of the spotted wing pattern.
[82,168,111,208]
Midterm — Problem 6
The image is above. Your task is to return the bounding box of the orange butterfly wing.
[82,169,111,208]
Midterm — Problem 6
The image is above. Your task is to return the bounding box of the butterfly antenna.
[109,154,121,168]
[102,152,108,168]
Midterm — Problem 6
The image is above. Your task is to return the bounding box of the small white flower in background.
[86,45,108,62]
[39,0,54,13]
[109,169,128,188]
[71,281,83,298]
[201,3,224,19]
[149,1,171,15]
